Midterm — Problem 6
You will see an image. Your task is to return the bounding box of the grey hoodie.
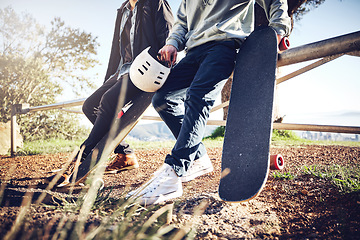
[166,0,291,51]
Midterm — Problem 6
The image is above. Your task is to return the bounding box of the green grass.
[127,139,176,150]
[18,128,359,156]
[19,137,226,155]
[303,165,360,194]
[19,138,85,155]
[272,164,360,194]
[271,129,360,147]
[272,172,296,180]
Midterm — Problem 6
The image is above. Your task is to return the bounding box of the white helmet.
[130,46,171,92]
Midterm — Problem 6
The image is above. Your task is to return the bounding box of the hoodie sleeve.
[165,0,188,51]
[155,0,174,48]
[256,0,291,36]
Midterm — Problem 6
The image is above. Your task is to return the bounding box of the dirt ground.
[0,145,359,239]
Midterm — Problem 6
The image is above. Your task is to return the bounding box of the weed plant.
[272,172,295,180]
[1,159,201,240]
[3,139,203,240]
[303,165,360,194]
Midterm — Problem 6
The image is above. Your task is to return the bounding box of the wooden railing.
[10,31,360,156]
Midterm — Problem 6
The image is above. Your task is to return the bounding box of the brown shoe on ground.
[105,153,139,174]
[45,155,79,187]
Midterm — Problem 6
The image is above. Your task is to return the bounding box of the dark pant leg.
[81,74,142,157]
[152,55,208,162]
[82,73,134,155]
[155,40,237,176]
[83,73,119,124]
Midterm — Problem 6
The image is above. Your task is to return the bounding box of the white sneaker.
[181,154,214,183]
[127,164,183,205]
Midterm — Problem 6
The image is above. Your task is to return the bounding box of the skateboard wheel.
[279,37,290,51]
[270,154,284,170]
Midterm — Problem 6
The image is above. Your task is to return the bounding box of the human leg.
[81,74,142,158]
[163,40,237,176]
[82,73,134,156]
[82,73,118,124]
[152,61,211,181]
[47,75,142,186]
[152,52,208,166]
[130,40,237,204]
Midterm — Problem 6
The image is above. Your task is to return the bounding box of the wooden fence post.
[10,103,29,156]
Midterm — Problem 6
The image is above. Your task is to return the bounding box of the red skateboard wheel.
[270,154,284,170]
[279,37,290,51]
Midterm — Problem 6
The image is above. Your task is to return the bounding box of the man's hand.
[158,45,177,67]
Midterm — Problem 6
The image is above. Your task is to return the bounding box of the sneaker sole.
[139,189,183,205]
[181,165,214,183]
[105,164,139,174]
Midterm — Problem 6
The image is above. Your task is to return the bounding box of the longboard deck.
[218,27,278,202]
[71,91,154,184]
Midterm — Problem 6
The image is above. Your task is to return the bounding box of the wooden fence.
[10,31,360,156]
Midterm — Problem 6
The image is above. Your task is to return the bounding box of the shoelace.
[131,165,172,198]
[144,167,172,194]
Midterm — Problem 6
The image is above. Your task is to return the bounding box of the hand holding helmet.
[129,47,171,92]
[157,44,177,67]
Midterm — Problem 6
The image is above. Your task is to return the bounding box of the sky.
[1,0,359,128]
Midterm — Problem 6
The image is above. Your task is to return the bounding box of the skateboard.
[218,27,287,202]
[70,91,154,186]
